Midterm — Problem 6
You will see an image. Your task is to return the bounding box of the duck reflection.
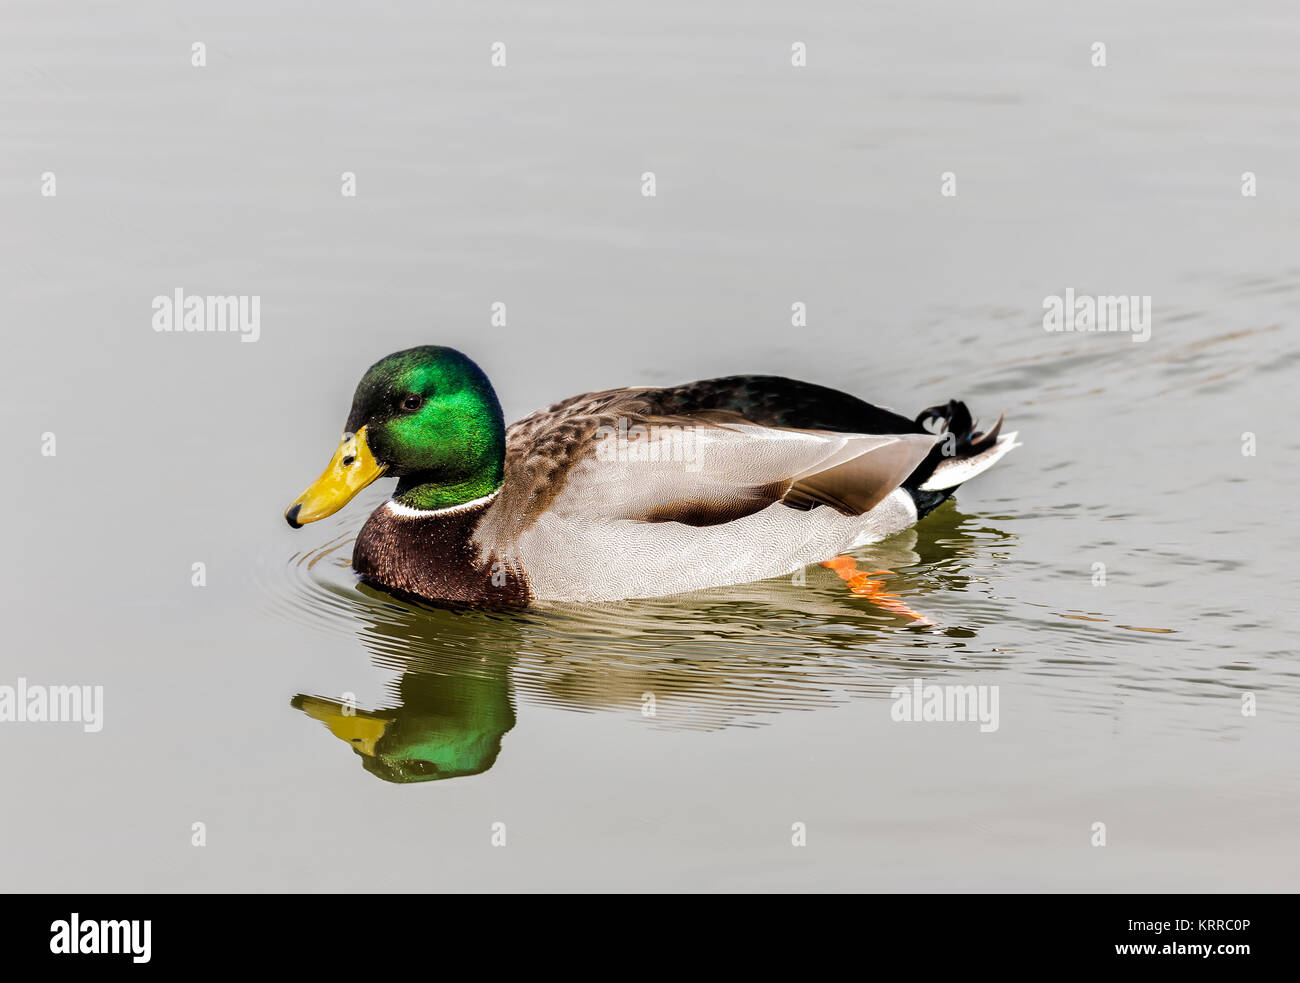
[290,504,1015,784]
[291,676,513,784]
[291,593,519,784]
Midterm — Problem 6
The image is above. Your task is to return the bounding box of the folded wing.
[553,421,941,527]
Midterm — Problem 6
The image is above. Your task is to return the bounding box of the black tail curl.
[914,399,1004,458]
[903,400,1005,516]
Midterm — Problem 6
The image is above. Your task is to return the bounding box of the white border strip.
[385,489,501,518]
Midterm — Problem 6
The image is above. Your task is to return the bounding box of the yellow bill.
[285,425,387,527]
[292,695,391,757]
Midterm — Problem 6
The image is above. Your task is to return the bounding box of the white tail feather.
[918,432,1021,491]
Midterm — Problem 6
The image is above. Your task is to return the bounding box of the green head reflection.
[292,585,518,784]
[292,667,514,783]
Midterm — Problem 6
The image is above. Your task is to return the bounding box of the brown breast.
[352,499,531,608]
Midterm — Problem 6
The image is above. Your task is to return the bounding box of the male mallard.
[285,346,1018,605]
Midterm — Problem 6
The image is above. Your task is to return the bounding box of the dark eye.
[401,394,423,411]
[403,759,440,776]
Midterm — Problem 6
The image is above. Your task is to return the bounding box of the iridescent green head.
[285,346,505,525]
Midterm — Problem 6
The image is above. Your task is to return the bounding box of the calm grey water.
[3,0,1298,891]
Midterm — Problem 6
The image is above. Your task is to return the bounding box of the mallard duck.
[285,346,1018,605]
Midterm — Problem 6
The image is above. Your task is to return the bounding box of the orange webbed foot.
[819,556,934,626]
